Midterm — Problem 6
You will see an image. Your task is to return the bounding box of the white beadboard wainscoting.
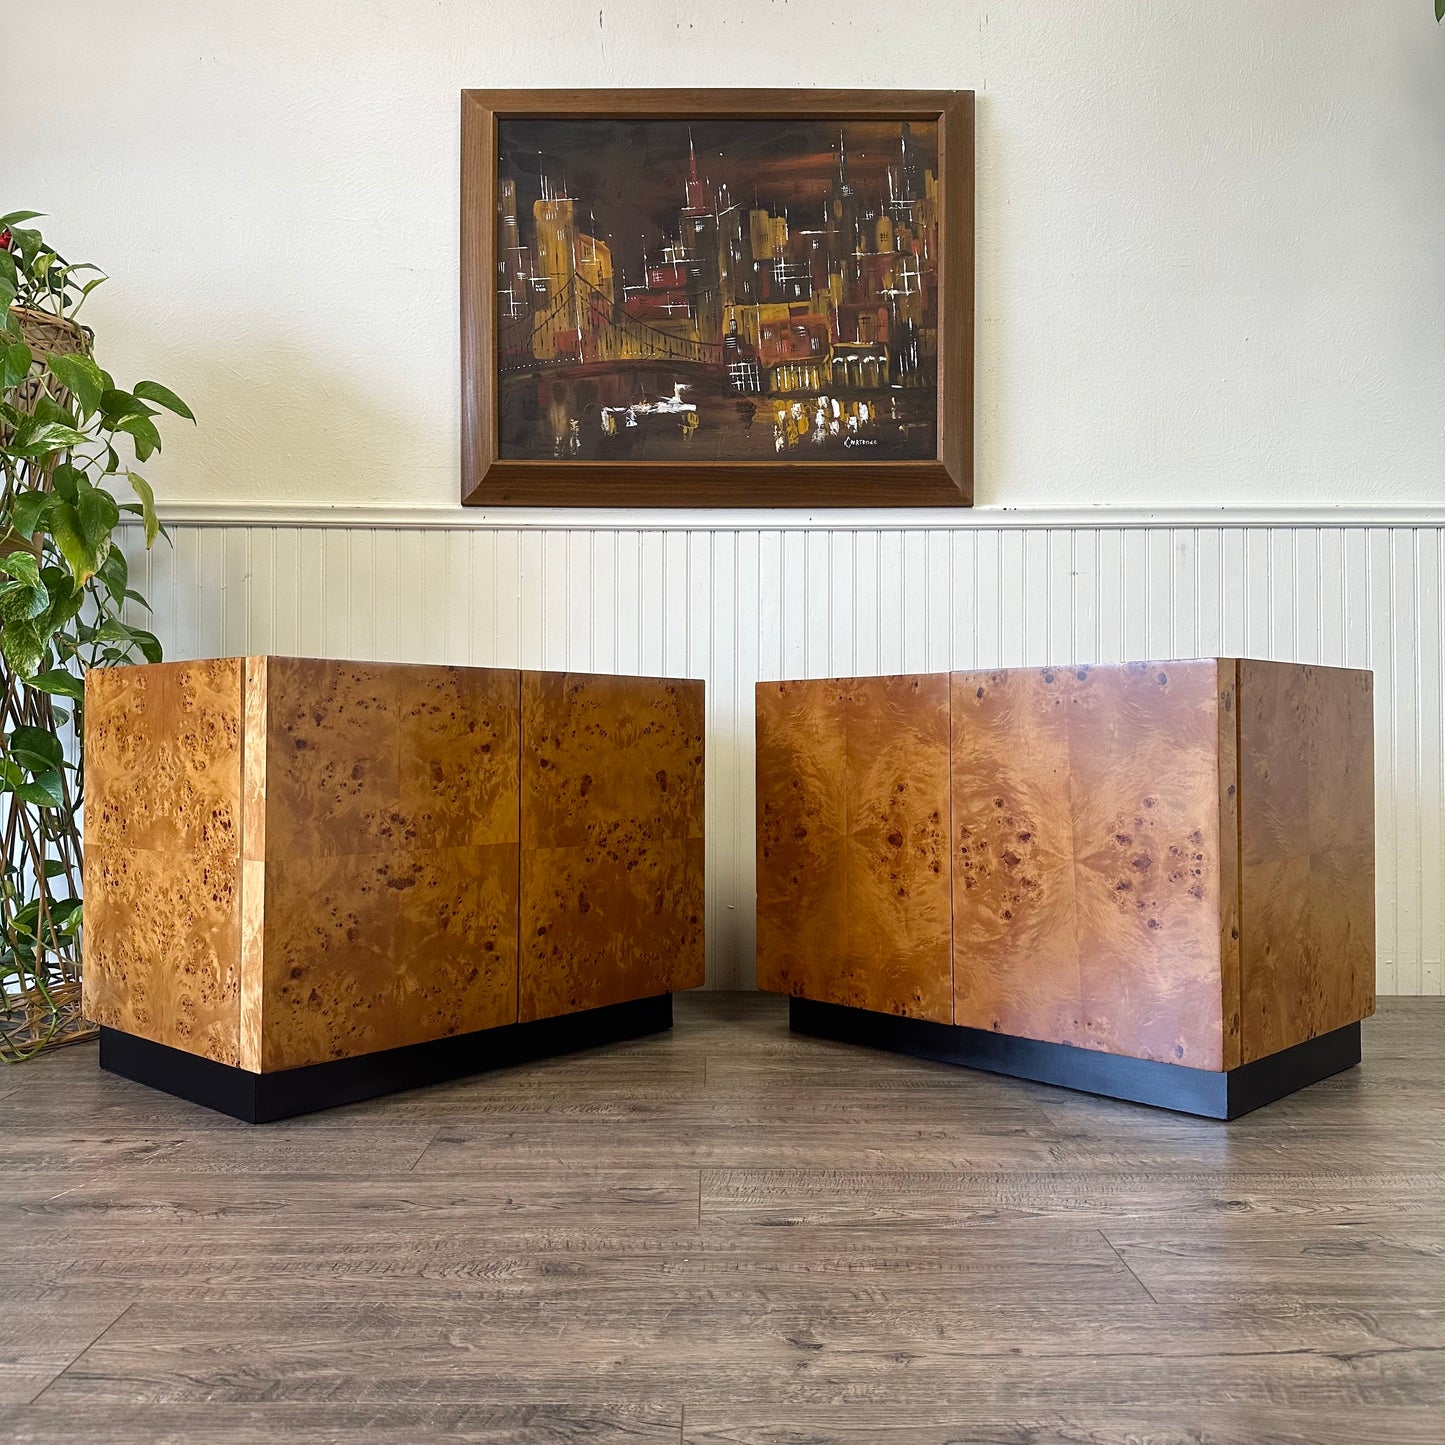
[121,506,1444,995]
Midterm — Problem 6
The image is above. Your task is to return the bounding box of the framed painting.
[461,89,973,508]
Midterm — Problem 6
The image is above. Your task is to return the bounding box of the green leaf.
[1438,0,1444,22]
[0,577,49,624]
[46,353,105,418]
[24,668,84,700]
[131,628,163,663]
[0,341,32,390]
[116,412,162,461]
[0,620,46,678]
[133,379,194,422]
[50,463,85,500]
[42,859,69,879]
[100,387,155,426]
[47,897,83,932]
[97,546,128,603]
[7,725,64,774]
[126,471,159,547]
[0,210,44,228]
[38,572,84,634]
[47,500,104,583]
[14,772,64,809]
[32,394,74,428]
[77,484,120,549]
[0,552,41,589]
[9,900,40,935]
[9,415,88,459]
[52,262,102,285]
[8,488,51,537]
[0,555,48,625]
[93,618,163,664]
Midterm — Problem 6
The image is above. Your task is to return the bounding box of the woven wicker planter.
[2,977,89,1054]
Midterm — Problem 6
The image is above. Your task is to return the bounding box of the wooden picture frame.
[461,89,973,508]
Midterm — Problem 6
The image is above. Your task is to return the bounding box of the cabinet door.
[255,659,520,1070]
[951,661,1230,1070]
[756,675,953,1023]
[519,673,705,1021]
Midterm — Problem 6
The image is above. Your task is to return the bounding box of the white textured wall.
[5,0,1444,508]
[9,4,1445,990]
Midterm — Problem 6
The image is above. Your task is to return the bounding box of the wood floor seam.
[25,1302,137,1407]
[404,1126,445,1173]
[1103,1225,1156,1305]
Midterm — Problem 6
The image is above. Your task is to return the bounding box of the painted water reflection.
[504,368,934,462]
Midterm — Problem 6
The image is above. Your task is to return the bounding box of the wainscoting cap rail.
[134,502,1445,532]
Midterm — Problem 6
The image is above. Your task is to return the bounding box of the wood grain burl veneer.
[84,658,705,1074]
[756,660,1375,1073]
[83,659,246,1066]
[251,659,521,1071]
[1237,658,1375,1062]
[952,661,1231,1069]
[520,672,705,1021]
[756,676,952,1021]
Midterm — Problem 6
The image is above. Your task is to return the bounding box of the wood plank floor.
[2,993,1442,1444]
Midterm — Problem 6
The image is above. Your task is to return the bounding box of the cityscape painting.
[462,92,974,507]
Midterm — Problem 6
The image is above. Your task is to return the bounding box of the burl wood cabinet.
[757,659,1374,1117]
[84,658,704,1120]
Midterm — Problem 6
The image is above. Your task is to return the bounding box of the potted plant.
[0,212,192,1060]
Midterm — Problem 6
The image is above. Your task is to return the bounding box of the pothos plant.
[0,212,192,1060]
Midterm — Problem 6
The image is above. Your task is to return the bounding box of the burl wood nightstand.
[83,658,705,1120]
[756,660,1374,1117]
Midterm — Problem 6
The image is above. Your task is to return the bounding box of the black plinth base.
[100,993,674,1124]
[789,998,1361,1119]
